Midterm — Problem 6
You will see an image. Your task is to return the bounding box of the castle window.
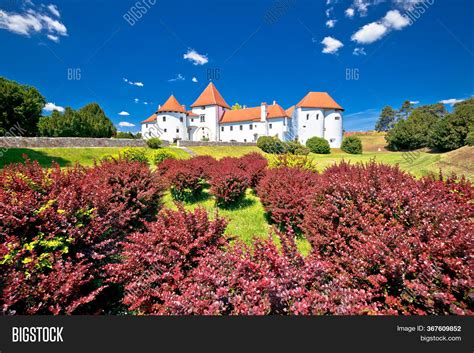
[330,138,335,143]
[200,115,205,122]
[249,125,253,130]
[163,116,166,122]
[306,114,309,120]
[176,128,179,133]
[244,139,247,142]
[316,114,319,120]
[240,125,243,130]
[180,117,183,122]
[191,118,194,122]
[269,123,273,129]
[221,126,224,132]
[230,126,233,131]
[283,119,286,126]
[145,124,148,128]
[335,116,340,120]
[164,128,167,132]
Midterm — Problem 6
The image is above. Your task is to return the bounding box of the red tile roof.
[158,95,186,113]
[141,113,157,124]
[191,82,231,109]
[220,104,289,123]
[285,105,295,117]
[296,92,344,111]
[187,111,199,117]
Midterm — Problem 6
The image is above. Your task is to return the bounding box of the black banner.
[0,316,472,353]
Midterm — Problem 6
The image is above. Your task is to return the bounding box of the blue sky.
[1,0,473,132]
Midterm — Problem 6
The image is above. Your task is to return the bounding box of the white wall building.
[141,83,344,148]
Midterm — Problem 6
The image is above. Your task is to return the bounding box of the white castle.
[141,82,344,148]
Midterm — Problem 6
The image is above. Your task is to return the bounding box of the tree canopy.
[38,103,116,137]
[0,76,46,136]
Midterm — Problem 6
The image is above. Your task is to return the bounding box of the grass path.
[162,189,312,255]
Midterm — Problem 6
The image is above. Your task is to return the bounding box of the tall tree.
[375,106,397,132]
[397,100,414,120]
[0,77,46,136]
[38,103,116,137]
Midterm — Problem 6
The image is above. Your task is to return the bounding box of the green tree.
[386,109,440,151]
[0,76,46,136]
[429,98,474,151]
[341,136,363,154]
[306,136,331,154]
[375,106,397,132]
[397,100,414,120]
[38,103,116,137]
[232,103,242,110]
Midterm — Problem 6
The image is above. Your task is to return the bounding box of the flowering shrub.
[268,154,318,172]
[122,147,149,164]
[257,167,320,232]
[302,161,473,315]
[187,155,217,181]
[0,158,164,314]
[209,158,250,207]
[108,206,227,314]
[238,153,268,188]
[162,160,204,202]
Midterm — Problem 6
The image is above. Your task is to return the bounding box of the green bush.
[465,131,474,146]
[306,137,330,154]
[284,140,310,155]
[153,150,176,165]
[257,136,286,154]
[146,137,162,149]
[341,136,363,154]
[428,98,474,151]
[116,131,140,139]
[268,154,318,172]
[122,147,149,164]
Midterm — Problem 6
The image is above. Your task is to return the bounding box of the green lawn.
[188,146,262,159]
[162,188,311,255]
[0,147,190,168]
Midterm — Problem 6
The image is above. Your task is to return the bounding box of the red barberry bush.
[302,161,473,315]
[108,206,227,314]
[0,158,164,314]
[162,160,204,202]
[257,167,320,232]
[209,158,250,207]
[238,153,268,188]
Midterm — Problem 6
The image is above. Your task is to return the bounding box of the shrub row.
[0,158,165,314]
[159,153,267,206]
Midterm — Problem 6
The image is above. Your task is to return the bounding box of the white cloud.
[0,5,67,42]
[392,0,426,10]
[192,77,198,83]
[410,100,420,104]
[353,47,367,56]
[168,74,185,82]
[383,10,410,30]
[345,8,355,18]
[143,102,149,105]
[325,7,333,18]
[134,98,139,103]
[439,98,464,106]
[123,78,144,87]
[183,49,209,66]
[321,36,344,54]
[351,22,388,44]
[351,10,410,44]
[47,4,60,18]
[44,102,64,112]
[326,19,337,28]
[118,122,135,127]
[118,111,130,116]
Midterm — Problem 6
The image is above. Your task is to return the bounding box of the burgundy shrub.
[187,155,218,180]
[257,167,320,232]
[129,228,378,315]
[209,158,250,206]
[108,206,227,314]
[0,158,164,314]
[302,161,473,315]
[162,160,204,202]
[238,153,268,188]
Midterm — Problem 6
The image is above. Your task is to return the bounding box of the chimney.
[260,102,267,122]
[273,100,276,105]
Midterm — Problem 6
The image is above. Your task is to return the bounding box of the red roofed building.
[141,83,344,147]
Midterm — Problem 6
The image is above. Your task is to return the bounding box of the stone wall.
[0,137,168,148]
[177,140,257,147]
